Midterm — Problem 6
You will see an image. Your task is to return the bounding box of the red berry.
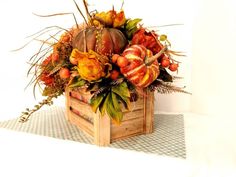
[40,73,54,86]
[161,56,170,68]
[62,35,70,42]
[117,56,128,68]
[169,63,179,72]
[42,55,52,66]
[59,68,70,79]
[111,54,120,63]
[52,52,59,62]
[110,70,120,80]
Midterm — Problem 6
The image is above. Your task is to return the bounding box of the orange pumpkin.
[120,45,160,88]
[73,27,128,56]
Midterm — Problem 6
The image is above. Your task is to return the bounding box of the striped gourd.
[120,45,160,88]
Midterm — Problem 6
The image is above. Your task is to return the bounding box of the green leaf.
[127,27,138,39]
[106,93,123,123]
[126,18,142,31]
[69,76,86,88]
[90,93,105,112]
[42,87,55,96]
[111,92,122,112]
[96,92,123,123]
[99,92,110,117]
[112,82,130,98]
[99,97,107,116]
[111,82,130,109]
[69,79,86,88]
[86,83,98,92]
[125,18,142,39]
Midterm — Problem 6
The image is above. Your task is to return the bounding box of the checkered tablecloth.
[0,106,186,158]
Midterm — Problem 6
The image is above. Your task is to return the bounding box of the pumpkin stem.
[145,46,167,65]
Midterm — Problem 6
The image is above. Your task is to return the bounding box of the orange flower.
[132,28,162,54]
[93,10,126,28]
[113,10,126,28]
[70,49,110,82]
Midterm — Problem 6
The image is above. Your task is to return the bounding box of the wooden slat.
[111,117,143,140]
[70,97,96,121]
[143,89,154,134]
[121,97,144,112]
[65,88,71,121]
[111,132,143,142]
[94,114,111,146]
[122,109,144,121]
[70,90,92,103]
[70,108,94,124]
[69,111,94,137]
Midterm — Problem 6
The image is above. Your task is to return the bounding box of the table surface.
[1,112,236,177]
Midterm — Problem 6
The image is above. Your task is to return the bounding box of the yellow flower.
[94,10,115,26]
[93,10,126,28]
[70,49,110,82]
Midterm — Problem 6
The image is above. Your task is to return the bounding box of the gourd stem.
[145,46,167,65]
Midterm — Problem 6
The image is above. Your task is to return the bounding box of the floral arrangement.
[20,0,188,124]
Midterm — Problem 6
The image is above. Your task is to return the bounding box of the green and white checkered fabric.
[0,107,186,158]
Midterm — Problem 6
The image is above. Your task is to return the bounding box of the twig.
[83,0,91,24]
[73,0,88,25]
[19,94,59,123]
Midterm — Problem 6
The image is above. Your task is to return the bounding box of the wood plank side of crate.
[70,111,94,137]
[111,117,144,141]
[122,109,144,121]
[70,97,95,122]
[110,93,148,141]
[143,89,154,134]
[65,88,71,121]
[66,88,94,138]
[94,114,111,146]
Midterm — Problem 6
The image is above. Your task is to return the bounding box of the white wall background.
[0,0,215,121]
[191,0,236,118]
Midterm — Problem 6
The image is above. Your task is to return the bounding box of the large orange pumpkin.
[120,45,160,88]
[73,27,128,56]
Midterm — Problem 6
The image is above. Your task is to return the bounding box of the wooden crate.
[65,87,154,146]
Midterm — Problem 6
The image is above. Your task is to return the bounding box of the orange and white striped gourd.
[120,45,160,88]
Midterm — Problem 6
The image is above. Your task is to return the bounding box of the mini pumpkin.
[119,45,160,88]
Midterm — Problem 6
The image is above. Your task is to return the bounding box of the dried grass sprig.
[92,78,124,98]
[83,0,91,23]
[11,26,66,52]
[25,26,62,39]
[33,12,74,18]
[28,30,62,72]
[19,93,60,123]
[147,24,184,29]
[149,79,191,94]
[33,12,79,29]
[168,50,186,57]
[73,0,88,25]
